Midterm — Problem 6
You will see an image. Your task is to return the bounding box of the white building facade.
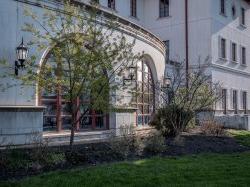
[0,0,250,145]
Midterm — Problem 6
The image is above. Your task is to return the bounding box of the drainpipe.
[185,0,189,89]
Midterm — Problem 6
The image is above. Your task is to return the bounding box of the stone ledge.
[0,106,46,112]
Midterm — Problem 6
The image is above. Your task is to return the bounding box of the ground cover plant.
[1,152,250,187]
[228,130,250,147]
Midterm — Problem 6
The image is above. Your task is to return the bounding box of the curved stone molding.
[14,0,165,55]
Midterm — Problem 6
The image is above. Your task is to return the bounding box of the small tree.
[15,1,140,147]
[151,61,221,138]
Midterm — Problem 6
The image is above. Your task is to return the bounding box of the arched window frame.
[131,60,155,126]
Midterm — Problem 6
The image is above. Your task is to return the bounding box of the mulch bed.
[1,132,249,181]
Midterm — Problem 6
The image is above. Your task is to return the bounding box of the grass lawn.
[1,152,250,187]
[228,130,250,147]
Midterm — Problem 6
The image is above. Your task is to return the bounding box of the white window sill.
[129,16,140,21]
[230,60,238,64]
[218,57,227,62]
[101,6,118,13]
[220,12,227,17]
[240,63,247,67]
[239,23,247,29]
[157,15,171,20]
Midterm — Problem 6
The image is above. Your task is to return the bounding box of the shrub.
[65,151,88,165]
[108,124,143,158]
[200,120,224,136]
[144,132,166,154]
[150,104,194,138]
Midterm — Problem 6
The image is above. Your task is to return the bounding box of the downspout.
[185,0,189,89]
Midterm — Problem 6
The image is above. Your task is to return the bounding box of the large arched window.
[40,53,108,132]
[131,60,155,126]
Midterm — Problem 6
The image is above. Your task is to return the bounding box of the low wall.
[0,106,45,146]
[196,111,250,131]
[214,115,250,131]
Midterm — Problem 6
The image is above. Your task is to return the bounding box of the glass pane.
[96,116,105,129]
[143,73,149,83]
[144,94,149,103]
[149,94,154,104]
[137,71,142,82]
[137,61,142,71]
[81,116,92,129]
[143,105,150,114]
[138,115,143,126]
[138,105,143,114]
[62,102,71,115]
[62,117,71,130]
[137,82,143,92]
[43,116,57,131]
[144,116,150,125]
[138,94,143,103]
[43,101,57,115]
[144,63,149,73]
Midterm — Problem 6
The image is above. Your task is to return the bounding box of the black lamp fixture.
[123,62,137,86]
[162,75,171,89]
[15,37,28,76]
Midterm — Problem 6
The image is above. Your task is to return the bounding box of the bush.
[200,120,224,136]
[150,104,194,138]
[108,124,143,158]
[144,132,166,154]
[65,151,88,165]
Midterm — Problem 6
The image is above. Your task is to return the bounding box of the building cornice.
[14,0,166,55]
[211,63,250,77]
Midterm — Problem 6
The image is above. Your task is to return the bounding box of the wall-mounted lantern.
[15,37,28,76]
[162,75,171,89]
[123,63,137,86]
[161,75,173,104]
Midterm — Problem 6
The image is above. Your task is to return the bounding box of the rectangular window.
[130,0,137,17]
[241,47,246,65]
[159,0,169,18]
[221,38,226,59]
[241,8,245,25]
[108,0,115,10]
[233,90,238,114]
[231,42,237,62]
[220,0,225,15]
[91,0,99,4]
[243,91,247,114]
[222,89,227,114]
[163,40,170,63]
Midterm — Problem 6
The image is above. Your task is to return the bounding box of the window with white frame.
[130,0,137,17]
[242,91,247,114]
[241,46,246,65]
[159,0,169,18]
[241,7,246,26]
[231,42,237,62]
[108,0,115,10]
[220,38,227,59]
[220,0,226,15]
[222,89,227,114]
[232,5,236,18]
[232,90,238,114]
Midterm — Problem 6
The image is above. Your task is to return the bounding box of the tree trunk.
[70,102,76,149]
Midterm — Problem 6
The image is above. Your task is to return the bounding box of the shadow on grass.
[1,152,250,187]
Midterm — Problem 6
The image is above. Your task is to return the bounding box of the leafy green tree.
[18,0,140,147]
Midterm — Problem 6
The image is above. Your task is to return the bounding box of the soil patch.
[1,132,249,181]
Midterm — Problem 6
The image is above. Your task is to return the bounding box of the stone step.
[43,130,112,146]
